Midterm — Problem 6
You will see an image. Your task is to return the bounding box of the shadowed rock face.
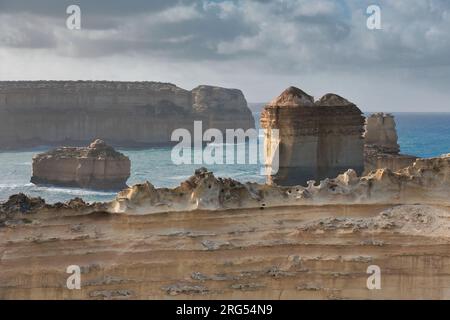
[31,139,130,191]
[0,81,255,149]
[261,87,365,186]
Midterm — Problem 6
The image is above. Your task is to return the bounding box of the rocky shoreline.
[2,153,449,217]
[1,155,450,299]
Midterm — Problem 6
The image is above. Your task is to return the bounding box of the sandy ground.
[1,203,450,299]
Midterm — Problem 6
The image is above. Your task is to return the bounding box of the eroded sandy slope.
[1,204,450,299]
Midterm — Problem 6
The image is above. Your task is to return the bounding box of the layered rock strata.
[364,113,417,174]
[0,81,254,149]
[2,155,450,299]
[31,139,130,191]
[260,87,365,186]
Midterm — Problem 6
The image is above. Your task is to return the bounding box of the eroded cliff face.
[1,155,450,299]
[260,87,365,186]
[2,192,450,298]
[0,81,255,149]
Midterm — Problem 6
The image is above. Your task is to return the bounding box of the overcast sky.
[1,0,449,111]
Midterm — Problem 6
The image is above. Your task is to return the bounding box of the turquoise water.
[1,112,449,203]
[394,113,450,158]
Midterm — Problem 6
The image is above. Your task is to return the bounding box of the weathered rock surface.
[0,81,254,149]
[364,113,417,174]
[2,155,450,299]
[260,87,365,186]
[111,154,450,214]
[1,202,450,299]
[31,139,130,191]
[365,113,400,153]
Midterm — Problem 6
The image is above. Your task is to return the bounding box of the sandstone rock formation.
[365,112,400,153]
[260,87,365,186]
[364,113,417,174]
[111,154,450,214]
[31,139,130,191]
[2,155,450,299]
[0,81,254,149]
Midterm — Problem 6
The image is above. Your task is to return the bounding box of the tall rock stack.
[364,113,417,173]
[261,87,365,186]
[365,113,400,154]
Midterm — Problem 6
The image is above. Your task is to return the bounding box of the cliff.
[31,139,130,190]
[260,87,365,186]
[0,81,255,149]
[2,155,450,299]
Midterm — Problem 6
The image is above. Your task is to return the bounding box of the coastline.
[1,155,450,299]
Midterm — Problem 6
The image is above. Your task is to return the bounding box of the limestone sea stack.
[0,81,255,149]
[261,87,365,186]
[365,112,400,153]
[31,139,130,191]
[364,113,417,173]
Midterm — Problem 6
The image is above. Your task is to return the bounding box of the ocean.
[1,112,449,203]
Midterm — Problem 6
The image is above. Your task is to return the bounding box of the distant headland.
[0,81,255,149]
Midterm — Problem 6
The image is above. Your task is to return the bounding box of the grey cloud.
[1,0,450,91]
[0,1,258,60]
[0,0,186,17]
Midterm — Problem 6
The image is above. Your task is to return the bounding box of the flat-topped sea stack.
[261,87,365,186]
[365,113,400,153]
[31,139,130,191]
[364,113,417,174]
[0,81,254,149]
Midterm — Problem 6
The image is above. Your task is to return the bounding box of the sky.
[0,0,450,111]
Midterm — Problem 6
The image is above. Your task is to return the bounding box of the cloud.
[2,0,450,68]
[0,0,450,111]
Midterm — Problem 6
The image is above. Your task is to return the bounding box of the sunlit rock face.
[109,154,450,214]
[0,81,254,149]
[260,87,365,186]
[364,113,417,174]
[31,139,130,191]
